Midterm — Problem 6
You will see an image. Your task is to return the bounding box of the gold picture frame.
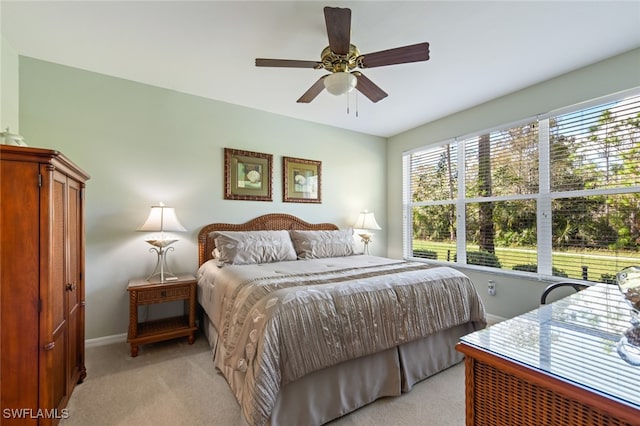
[283,156,321,203]
[224,148,273,201]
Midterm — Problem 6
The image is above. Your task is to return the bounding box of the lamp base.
[146,242,177,282]
[359,233,372,255]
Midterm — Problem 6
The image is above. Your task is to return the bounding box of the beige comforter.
[198,256,486,426]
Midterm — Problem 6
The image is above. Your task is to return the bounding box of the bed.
[196,213,486,426]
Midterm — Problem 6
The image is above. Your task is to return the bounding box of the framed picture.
[224,148,273,201]
[283,156,321,203]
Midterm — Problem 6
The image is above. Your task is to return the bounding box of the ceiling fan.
[255,6,430,104]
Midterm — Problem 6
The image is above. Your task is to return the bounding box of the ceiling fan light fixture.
[324,72,357,96]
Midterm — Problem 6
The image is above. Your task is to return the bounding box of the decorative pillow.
[213,230,297,265]
[289,229,356,259]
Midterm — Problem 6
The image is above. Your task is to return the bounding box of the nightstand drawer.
[137,285,190,304]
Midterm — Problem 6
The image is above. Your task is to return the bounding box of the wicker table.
[127,273,197,357]
[457,283,640,426]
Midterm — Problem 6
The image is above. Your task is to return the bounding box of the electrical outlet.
[487,280,496,296]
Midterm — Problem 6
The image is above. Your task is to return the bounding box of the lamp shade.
[137,203,186,232]
[354,210,382,231]
[324,72,357,96]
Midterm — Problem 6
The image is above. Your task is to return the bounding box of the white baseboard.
[85,333,127,348]
[486,313,507,325]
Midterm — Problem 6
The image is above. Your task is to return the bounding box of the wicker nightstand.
[126,273,197,357]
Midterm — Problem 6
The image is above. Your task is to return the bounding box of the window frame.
[403,88,640,281]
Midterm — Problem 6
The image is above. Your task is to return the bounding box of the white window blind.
[549,95,640,282]
[407,143,458,262]
[403,90,640,281]
[461,122,539,269]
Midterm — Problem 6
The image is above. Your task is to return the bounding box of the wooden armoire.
[1,145,90,424]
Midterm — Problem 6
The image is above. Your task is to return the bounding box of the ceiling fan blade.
[354,73,388,103]
[324,7,351,55]
[297,76,328,103]
[255,58,322,69]
[359,42,430,68]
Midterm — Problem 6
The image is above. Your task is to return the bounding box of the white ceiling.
[2,1,640,137]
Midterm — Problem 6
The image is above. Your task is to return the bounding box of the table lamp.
[137,202,186,281]
[354,210,382,255]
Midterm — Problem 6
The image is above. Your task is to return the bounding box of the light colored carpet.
[61,335,466,425]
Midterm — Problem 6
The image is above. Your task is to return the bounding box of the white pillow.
[289,229,356,259]
[213,230,297,265]
[211,248,221,259]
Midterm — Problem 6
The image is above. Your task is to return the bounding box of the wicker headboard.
[197,213,339,266]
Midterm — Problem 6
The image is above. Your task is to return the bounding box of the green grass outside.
[412,240,640,281]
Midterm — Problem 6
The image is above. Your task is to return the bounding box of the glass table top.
[460,283,640,409]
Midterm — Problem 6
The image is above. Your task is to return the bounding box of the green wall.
[1,36,19,132]
[19,57,387,339]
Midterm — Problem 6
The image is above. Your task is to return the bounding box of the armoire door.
[47,168,85,415]
[49,168,70,414]
[65,176,85,389]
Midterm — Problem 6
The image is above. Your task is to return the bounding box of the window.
[403,91,640,282]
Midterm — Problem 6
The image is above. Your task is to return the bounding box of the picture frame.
[283,156,322,203]
[224,148,273,201]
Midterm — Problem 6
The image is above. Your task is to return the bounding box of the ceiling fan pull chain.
[356,90,359,118]
[346,89,350,115]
